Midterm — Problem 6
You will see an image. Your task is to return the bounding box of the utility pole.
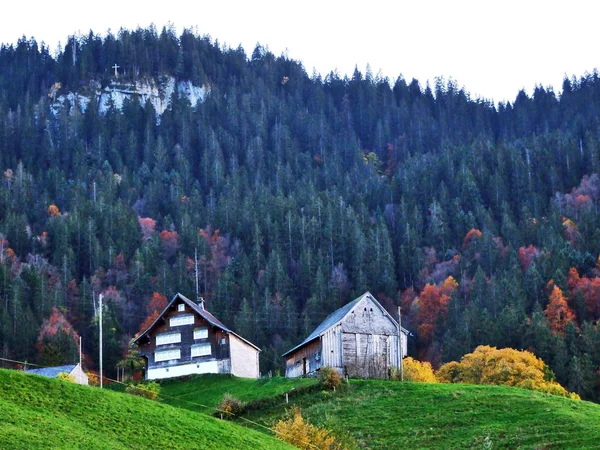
[398,305,403,381]
[79,336,82,385]
[99,293,103,389]
[195,247,199,300]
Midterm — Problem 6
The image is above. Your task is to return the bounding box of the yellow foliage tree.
[436,346,579,399]
[394,357,437,383]
[272,406,343,450]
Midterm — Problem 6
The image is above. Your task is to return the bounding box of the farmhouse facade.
[283,292,408,378]
[26,363,89,385]
[132,293,260,380]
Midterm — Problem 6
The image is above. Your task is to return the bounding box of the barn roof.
[26,364,77,378]
[282,291,408,357]
[132,293,260,351]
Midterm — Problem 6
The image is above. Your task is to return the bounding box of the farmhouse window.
[170,314,194,327]
[191,343,211,357]
[155,348,181,362]
[178,304,185,312]
[156,331,181,346]
[194,327,208,340]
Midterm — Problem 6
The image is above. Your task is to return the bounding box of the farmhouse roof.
[26,364,77,378]
[282,291,408,357]
[132,292,260,351]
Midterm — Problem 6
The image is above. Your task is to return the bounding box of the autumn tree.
[544,285,575,334]
[37,307,80,366]
[159,230,179,259]
[138,217,156,241]
[47,204,60,217]
[393,357,437,382]
[436,345,578,399]
[137,292,168,335]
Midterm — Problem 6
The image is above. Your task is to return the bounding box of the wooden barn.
[283,292,408,378]
[132,293,260,380]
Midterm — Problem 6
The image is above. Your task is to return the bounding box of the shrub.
[436,345,579,399]
[317,366,342,391]
[272,406,343,450]
[391,357,437,383]
[87,371,99,386]
[56,372,75,383]
[436,361,462,383]
[217,393,245,419]
[125,382,160,400]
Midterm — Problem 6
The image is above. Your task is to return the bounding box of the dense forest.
[2,25,600,400]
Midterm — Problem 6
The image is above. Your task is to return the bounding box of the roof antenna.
[195,247,204,309]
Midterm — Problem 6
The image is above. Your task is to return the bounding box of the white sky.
[1,0,598,104]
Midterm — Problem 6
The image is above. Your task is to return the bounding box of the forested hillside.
[2,26,600,400]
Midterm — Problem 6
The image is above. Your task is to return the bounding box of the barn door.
[302,357,307,377]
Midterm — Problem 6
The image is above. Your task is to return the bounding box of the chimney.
[198,296,205,310]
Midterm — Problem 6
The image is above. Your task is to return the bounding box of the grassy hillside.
[161,375,600,449]
[0,369,292,450]
[160,374,317,412]
[248,380,600,449]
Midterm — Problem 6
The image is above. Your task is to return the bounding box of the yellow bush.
[125,382,160,400]
[272,406,343,450]
[401,357,438,383]
[437,346,578,399]
[436,361,461,383]
[56,372,75,383]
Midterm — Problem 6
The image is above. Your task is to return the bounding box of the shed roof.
[132,293,260,351]
[282,291,408,357]
[26,364,77,378]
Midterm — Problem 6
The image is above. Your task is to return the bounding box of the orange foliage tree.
[416,277,457,347]
[137,292,168,335]
[462,228,482,249]
[47,204,60,217]
[159,230,179,259]
[544,285,575,334]
[436,345,579,399]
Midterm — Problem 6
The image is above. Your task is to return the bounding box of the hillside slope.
[161,375,600,449]
[0,369,291,450]
[160,374,317,412]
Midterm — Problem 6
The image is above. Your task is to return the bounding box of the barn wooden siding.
[285,294,408,379]
[285,340,321,378]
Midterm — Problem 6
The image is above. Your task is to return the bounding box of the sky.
[1,0,598,104]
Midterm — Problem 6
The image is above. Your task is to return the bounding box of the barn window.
[170,314,194,327]
[156,332,181,346]
[194,327,208,340]
[178,304,185,312]
[315,351,321,361]
[220,337,227,345]
[191,343,211,357]
[155,348,181,362]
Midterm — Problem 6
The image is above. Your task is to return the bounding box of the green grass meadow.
[162,376,600,449]
[0,369,291,450]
